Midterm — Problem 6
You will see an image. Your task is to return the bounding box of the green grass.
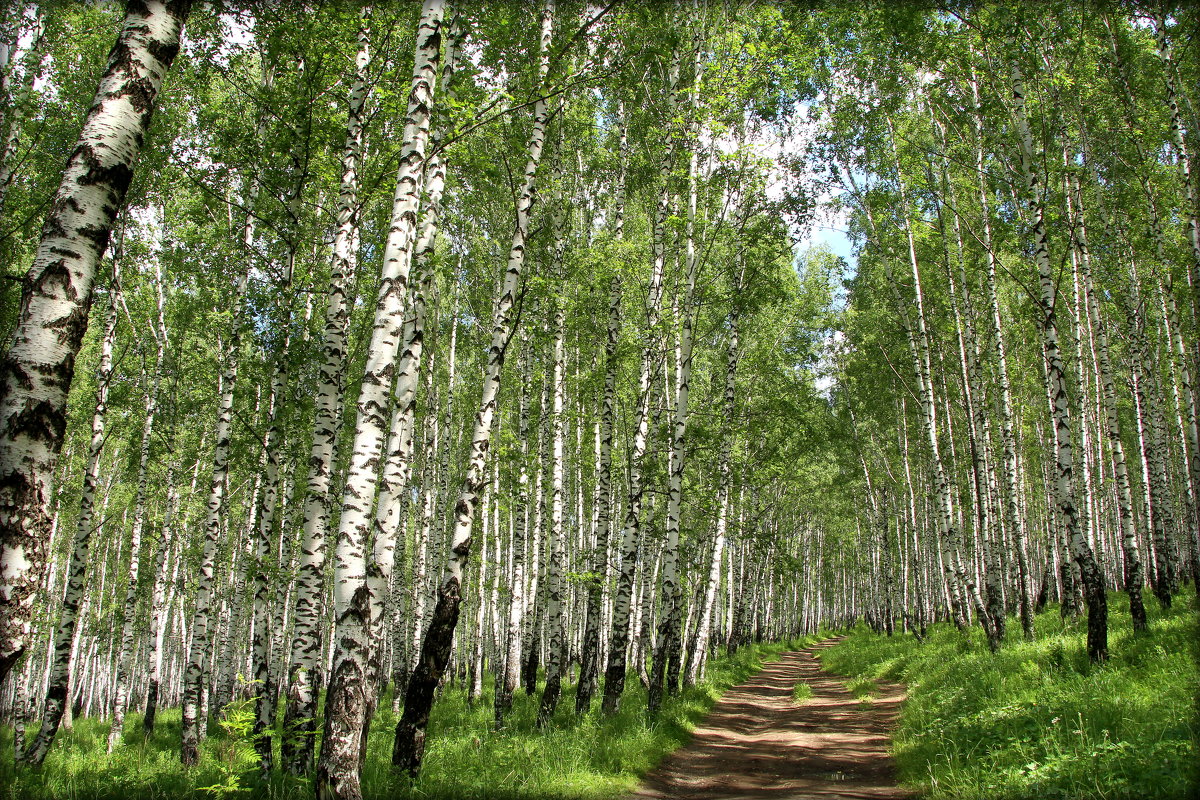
[1,634,824,799]
[844,675,875,706]
[791,679,813,704]
[820,590,1200,800]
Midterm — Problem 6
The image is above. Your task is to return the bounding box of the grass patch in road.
[820,590,1199,800]
[844,675,875,707]
[792,680,813,705]
[1,634,826,800]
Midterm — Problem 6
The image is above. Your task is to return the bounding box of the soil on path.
[631,639,914,799]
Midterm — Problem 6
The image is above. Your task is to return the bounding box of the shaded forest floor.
[1,635,823,799]
[821,590,1200,800]
[632,639,912,799]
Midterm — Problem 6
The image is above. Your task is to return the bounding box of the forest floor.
[631,639,912,800]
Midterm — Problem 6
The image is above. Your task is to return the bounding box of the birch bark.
[969,71,1033,640]
[282,24,365,751]
[1008,57,1107,661]
[494,332,530,727]
[316,3,444,796]
[142,467,178,737]
[854,145,975,632]
[1067,170,1147,630]
[538,199,568,725]
[0,0,190,687]
[392,0,552,775]
[602,102,673,716]
[181,133,267,762]
[685,257,739,687]
[369,14,461,728]
[105,257,168,752]
[575,112,624,711]
[248,251,297,771]
[22,265,120,765]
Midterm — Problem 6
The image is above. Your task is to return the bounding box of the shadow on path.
[630,639,914,799]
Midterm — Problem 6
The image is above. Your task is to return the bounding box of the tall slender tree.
[0,0,191,687]
[316,2,445,796]
[393,0,554,774]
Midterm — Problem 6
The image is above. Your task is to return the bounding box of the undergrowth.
[821,590,1199,800]
[1,634,822,799]
[791,679,813,704]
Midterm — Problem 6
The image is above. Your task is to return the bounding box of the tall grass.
[1,634,822,799]
[821,591,1200,800]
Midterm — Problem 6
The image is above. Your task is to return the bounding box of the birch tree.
[1006,52,1107,662]
[393,0,554,774]
[0,0,190,688]
[21,264,121,765]
[316,2,445,796]
[282,6,370,777]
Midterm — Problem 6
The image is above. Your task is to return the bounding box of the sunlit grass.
[821,589,1200,800]
[1,634,824,799]
[844,675,875,706]
[791,679,813,704]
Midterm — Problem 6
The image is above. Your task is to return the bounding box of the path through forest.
[631,639,913,799]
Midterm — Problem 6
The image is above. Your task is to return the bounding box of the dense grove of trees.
[824,3,1200,663]
[0,2,1194,798]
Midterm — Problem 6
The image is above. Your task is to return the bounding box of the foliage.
[821,593,1200,800]
[196,685,261,798]
[1,1,1197,797]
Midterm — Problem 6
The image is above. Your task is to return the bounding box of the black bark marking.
[0,359,33,392]
[0,469,51,672]
[74,222,114,252]
[146,36,181,67]
[75,149,135,197]
[31,262,75,300]
[9,398,67,445]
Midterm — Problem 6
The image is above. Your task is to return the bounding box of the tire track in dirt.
[631,638,913,799]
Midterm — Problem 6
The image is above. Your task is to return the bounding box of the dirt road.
[631,639,914,799]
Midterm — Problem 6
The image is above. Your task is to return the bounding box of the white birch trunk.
[249,252,297,771]
[106,261,168,752]
[22,267,120,765]
[855,144,974,631]
[1009,58,1107,661]
[367,14,460,729]
[495,331,531,726]
[1107,16,1200,589]
[316,2,444,796]
[393,1,553,774]
[0,0,189,687]
[283,10,370,775]
[538,200,568,725]
[181,191,256,765]
[969,71,1033,640]
[685,258,739,687]
[574,132,623,709]
[650,103,698,712]
[602,117,673,716]
[142,471,179,737]
[1068,170,1148,630]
